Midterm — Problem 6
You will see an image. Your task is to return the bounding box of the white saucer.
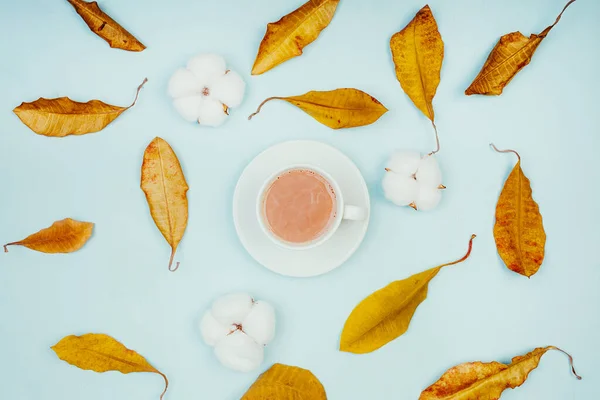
[233,140,370,277]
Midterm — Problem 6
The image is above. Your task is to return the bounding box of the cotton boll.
[243,301,276,346]
[197,98,228,127]
[214,331,264,372]
[211,293,254,326]
[199,311,231,347]
[170,54,245,126]
[187,54,227,85]
[211,71,246,108]
[414,185,442,211]
[168,68,201,98]
[387,151,421,177]
[382,173,419,206]
[173,95,203,122]
[416,155,442,187]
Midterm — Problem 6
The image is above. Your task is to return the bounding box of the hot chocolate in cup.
[257,165,366,250]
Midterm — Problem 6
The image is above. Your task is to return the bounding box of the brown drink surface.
[263,169,336,244]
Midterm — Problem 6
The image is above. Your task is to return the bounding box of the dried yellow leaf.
[390,5,444,122]
[340,235,475,354]
[420,346,581,400]
[242,363,327,400]
[465,0,575,95]
[52,333,168,399]
[248,89,388,129]
[492,145,546,278]
[13,78,147,137]
[251,0,340,75]
[141,137,189,272]
[67,0,146,52]
[3,218,93,254]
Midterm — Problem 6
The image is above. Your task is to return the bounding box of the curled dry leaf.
[52,333,168,400]
[465,0,576,95]
[141,137,189,272]
[420,346,581,400]
[340,235,476,354]
[241,363,327,400]
[13,78,147,137]
[67,0,145,51]
[248,89,388,129]
[4,218,93,254]
[251,0,340,75]
[390,5,443,151]
[492,144,545,278]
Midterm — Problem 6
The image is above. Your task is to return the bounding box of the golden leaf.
[52,333,168,400]
[3,218,93,254]
[67,0,145,52]
[340,235,475,354]
[13,78,147,137]
[465,0,575,95]
[251,0,340,75]
[492,145,546,278]
[419,346,581,400]
[141,137,189,272]
[241,363,327,400]
[390,5,444,122]
[248,89,388,129]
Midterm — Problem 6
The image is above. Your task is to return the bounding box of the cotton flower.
[199,293,276,372]
[382,151,445,211]
[168,54,245,127]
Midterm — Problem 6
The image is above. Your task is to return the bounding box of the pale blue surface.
[1,0,599,398]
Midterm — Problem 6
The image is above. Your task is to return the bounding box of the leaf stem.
[490,143,521,162]
[168,250,180,272]
[248,97,285,120]
[3,242,20,252]
[549,346,582,380]
[430,121,440,155]
[438,234,476,270]
[157,371,169,400]
[128,78,149,109]
[541,0,576,37]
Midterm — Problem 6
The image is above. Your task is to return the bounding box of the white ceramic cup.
[257,164,367,250]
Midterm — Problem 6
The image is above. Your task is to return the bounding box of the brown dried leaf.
[4,218,93,254]
[67,0,145,52]
[52,333,168,399]
[13,78,147,137]
[242,363,327,400]
[141,137,189,272]
[420,346,581,400]
[390,5,444,122]
[248,89,387,129]
[465,0,575,95]
[492,145,546,277]
[251,0,340,75]
[340,235,475,354]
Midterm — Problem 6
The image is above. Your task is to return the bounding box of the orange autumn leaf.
[419,346,581,400]
[251,0,340,75]
[390,5,444,123]
[14,78,147,137]
[248,89,388,129]
[4,218,93,254]
[465,0,576,95]
[340,235,475,354]
[52,333,168,399]
[67,0,146,52]
[492,145,545,277]
[242,363,327,400]
[141,137,189,272]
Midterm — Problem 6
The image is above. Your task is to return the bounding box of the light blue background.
[1,0,598,398]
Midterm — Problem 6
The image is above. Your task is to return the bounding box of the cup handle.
[342,205,367,221]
